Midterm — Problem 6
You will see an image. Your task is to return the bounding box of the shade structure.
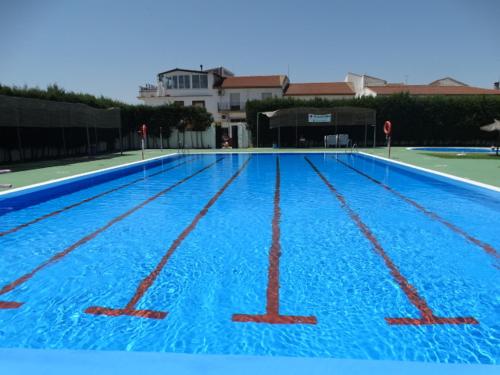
[258,106,376,147]
[480,119,500,132]
[480,119,500,156]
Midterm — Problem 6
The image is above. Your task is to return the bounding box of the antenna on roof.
[404,74,409,85]
[287,64,290,78]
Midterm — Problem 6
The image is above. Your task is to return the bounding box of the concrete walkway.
[0,147,499,189]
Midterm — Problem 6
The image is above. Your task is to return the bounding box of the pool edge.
[0,152,179,198]
[0,348,497,375]
[359,151,500,193]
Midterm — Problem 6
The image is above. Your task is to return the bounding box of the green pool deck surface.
[0,147,499,190]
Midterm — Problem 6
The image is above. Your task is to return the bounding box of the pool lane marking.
[334,156,499,261]
[0,157,223,310]
[305,157,478,326]
[85,157,252,320]
[0,156,198,238]
[232,157,317,325]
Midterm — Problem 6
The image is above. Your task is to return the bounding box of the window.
[192,74,208,89]
[192,100,205,108]
[174,100,184,106]
[172,76,178,89]
[261,92,272,100]
[178,75,190,89]
[192,75,200,89]
[163,76,174,89]
[200,74,208,88]
[230,93,240,110]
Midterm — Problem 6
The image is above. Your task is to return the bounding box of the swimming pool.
[411,147,495,153]
[0,153,498,366]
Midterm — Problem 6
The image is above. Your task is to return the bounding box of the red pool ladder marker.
[86,157,252,320]
[0,158,222,310]
[305,157,478,326]
[232,157,317,325]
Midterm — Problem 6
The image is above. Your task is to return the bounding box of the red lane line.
[334,156,499,260]
[0,157,222,309]
[305,157,478,326]
[0,156,197,238]
[232,157,317,325]
[85,157,252,320]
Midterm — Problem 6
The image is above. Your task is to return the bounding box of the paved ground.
[1,147,499,189]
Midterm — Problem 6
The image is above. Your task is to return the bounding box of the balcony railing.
[138,85,158,98]
[218,101,246,112]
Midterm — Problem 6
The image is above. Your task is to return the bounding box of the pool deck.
[0,348,497,375]
[1,147,499,189]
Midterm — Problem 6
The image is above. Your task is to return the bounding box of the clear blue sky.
[1,0,499,104]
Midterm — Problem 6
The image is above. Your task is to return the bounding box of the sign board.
[308,114,332,123]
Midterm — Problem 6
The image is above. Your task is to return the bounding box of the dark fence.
[0,95,121,163]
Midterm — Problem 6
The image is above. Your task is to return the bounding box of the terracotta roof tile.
[367,85,500,95]
[284,82,355,96]
[220,75,286,89]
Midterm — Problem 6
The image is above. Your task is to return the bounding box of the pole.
[141,137,145,160]
[86,124,91,157]
[16,125,24,161]
[364,119,368,147]
[160,126,163,151]
[388,136,391,158]
[61,126,67,156]
[256,112,260,148]
[373,125,376,148]
[119,126,123,155]
[295,109,298,147]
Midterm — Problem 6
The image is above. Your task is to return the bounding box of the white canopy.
[480,119,500,132]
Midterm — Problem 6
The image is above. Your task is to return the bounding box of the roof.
[284,82,355,96]
[220,75,286,89]
[157,68,208,76]
[367,85,500,95]
[429,77,468,86]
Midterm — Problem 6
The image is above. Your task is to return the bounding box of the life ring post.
[383,121,392,159]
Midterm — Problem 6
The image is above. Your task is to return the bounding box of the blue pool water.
[412,147,496,153]
[0,153,498,365]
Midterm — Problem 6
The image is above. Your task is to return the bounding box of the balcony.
[218,101,246,112]
[138,84,158,98]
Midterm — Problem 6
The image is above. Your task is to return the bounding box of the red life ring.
[383,121,392,135]
[138,124,147,138]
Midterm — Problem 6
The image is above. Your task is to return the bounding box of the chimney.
[200,64,203,71]
[494,81,499,90]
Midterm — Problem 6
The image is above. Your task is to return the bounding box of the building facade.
[138,67,500,148]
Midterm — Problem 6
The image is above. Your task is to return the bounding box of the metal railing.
[218,101,246,111]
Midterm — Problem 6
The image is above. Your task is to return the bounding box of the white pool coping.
[0,348,497,375]
[1,150,498,199]
[0,152,180,198]
[359,152,500,193]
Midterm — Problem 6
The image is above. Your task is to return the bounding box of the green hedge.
[246,94,500,146]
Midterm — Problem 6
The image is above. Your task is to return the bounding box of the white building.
[344,72,500,97]
[139,67,500,148]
